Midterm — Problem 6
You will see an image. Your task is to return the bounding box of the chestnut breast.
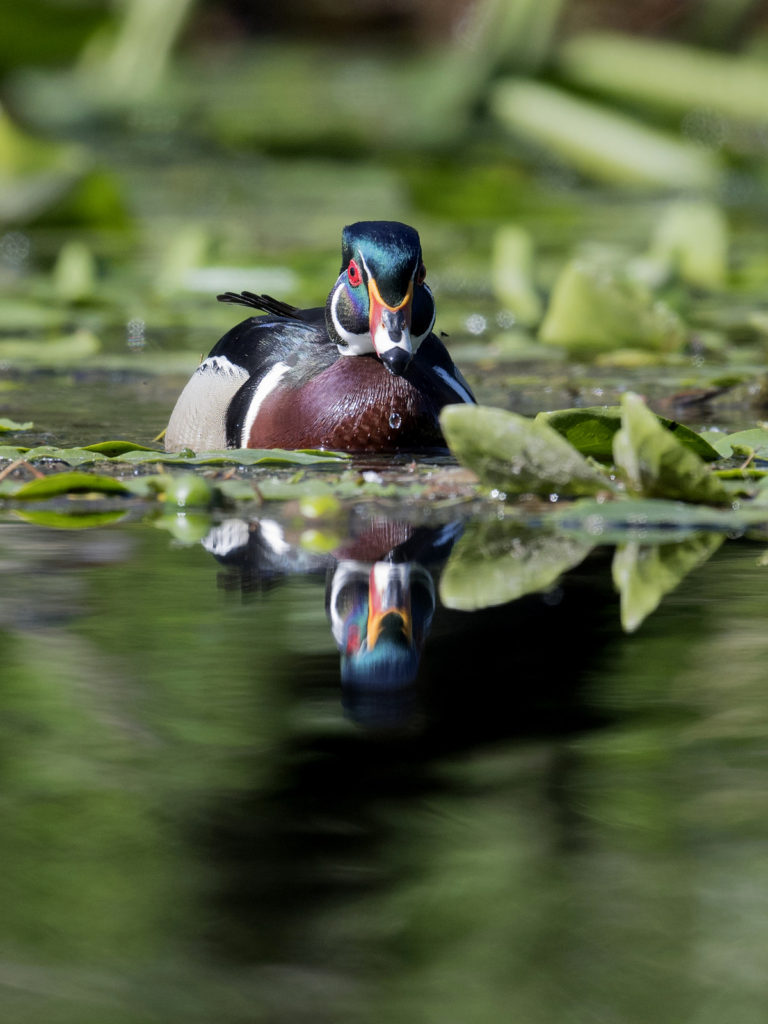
[247,356,447,452]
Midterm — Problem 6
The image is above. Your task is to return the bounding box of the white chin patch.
[372,324,413,360]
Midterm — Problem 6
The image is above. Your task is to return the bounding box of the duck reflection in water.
[200,513,461,725]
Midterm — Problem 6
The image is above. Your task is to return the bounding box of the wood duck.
[164,221,475,453]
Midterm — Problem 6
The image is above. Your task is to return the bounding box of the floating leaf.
[11,446,109,466]
[710,428,768,461]
[612,533,724,633]
[12,472,131,500]
[612,392,730,503]
[441,404,611,497]
[0,418,33,432]
[117,447,348,466]
[537,406,721,462]
[440,520,593,611]
[84,440,161,456]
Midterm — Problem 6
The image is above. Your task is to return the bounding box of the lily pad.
[612,392,730,503]
[709,427,768,461]
[440,519,593,611]
[84,440,161,456]
[117,447,348,466]
[440,404,612,497]
[537,405,721,462]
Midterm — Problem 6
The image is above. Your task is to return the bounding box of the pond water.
[3,355,768,1024]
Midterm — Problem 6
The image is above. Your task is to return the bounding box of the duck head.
[326,220,436,375]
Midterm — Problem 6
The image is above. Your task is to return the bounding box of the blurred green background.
[5,6,768,1024]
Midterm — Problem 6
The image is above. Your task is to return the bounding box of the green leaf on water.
[0,418,33,432]
[117,447,349,466]
[440,404,612,497]
[10,446,109,466]
[536,406,721,462]
[612,392,730,503]
[439,519,594,611]
[612,533,724,633]
[12,472,131,500]
[709,427,768,461]
[84,440,161,456]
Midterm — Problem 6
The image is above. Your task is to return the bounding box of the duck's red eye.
[416,263,426,285]
[347,259,362,287]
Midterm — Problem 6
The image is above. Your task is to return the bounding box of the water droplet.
[389,412,402,430]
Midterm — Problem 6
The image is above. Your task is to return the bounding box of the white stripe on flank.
[240,361,291,446]
[433,365,474,404]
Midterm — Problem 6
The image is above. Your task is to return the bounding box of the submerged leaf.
[440,519,593,611]
[14,509,129,529]
[441,404,611,497]
[612,533,724,633]
[537,406,720,462]
[612,392,730,503]
[12,472,131,499]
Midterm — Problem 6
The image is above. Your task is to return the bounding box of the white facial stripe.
[240,361,291,445]
[331,282,374,355]
[433,365,474,404]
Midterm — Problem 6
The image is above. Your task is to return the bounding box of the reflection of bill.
[201,516,461,722]
[328,560,435,689]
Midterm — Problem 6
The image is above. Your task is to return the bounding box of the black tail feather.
[216,291,303,319]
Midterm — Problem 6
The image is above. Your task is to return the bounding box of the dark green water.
[3,436,768,1022]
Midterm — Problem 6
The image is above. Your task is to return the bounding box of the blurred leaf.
[440,520,593,611]
[559,32,768,129]
[551,497,768,544]
[0,330,100,366]
[441,404,612,497]
[710,428,768,461]
[53,239,97,302]
[13,508,129,529]
[0,417,33,432]
[0,102,88,222]
[539,252,687,354]
[492,225,543,325]
[649,200,729,289]
[537,406,721,462]
[612,533,724,632]
[613,392,731,503]
[490,78,721,188]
